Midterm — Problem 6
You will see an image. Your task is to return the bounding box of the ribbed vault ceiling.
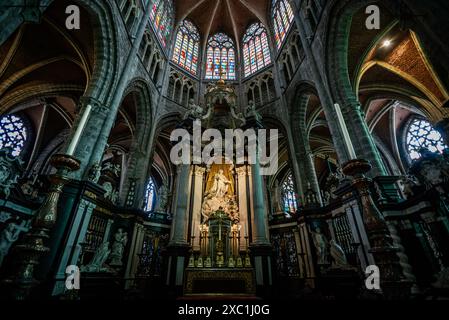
[174,0,270,51]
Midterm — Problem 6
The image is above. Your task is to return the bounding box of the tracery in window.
[0,114,28,157]
[272,0,295,49]
[144,177,157,212]
[406,119,447,160]
[205,33,236,81]
[281,172,298,215]
[172,20,200,75]
[243,22,272,77]
[149,0,174,48]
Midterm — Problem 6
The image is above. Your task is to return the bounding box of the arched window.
[172,20,200,76]
[281,172,298,215]
[243,22,272,77]
[0,114,28,157]
[149,0,174,48]
[144,177,157,212]
[272,0,294,49]
[205,33,236,81]
[406,118,448,160]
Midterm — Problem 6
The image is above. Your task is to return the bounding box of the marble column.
[166,164,192,292]
[169,164,192,246]
[191,166,205,252]
[124,224,145,289]
[249,159,272,294]
[69,97,109,179]
[51,198,96,296]
[250,161,270,246]
[236,166,248,252]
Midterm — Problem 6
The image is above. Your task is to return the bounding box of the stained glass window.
[172,20,200,75]
[205,33,236,81]
[144,177,157,212]
[149,0,174,48]
[243,22,272,77]
[272,0,294,49]
[0,114,27,157]
[281,172,298,215]
[406,119,447,160]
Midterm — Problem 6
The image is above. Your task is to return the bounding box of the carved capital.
[194,166,206,177]
[78,96,109,117]
[235,166,247,177]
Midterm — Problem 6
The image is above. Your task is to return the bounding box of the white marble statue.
[209,169,231,198]
[155,184,169,212]
[330,239,348,267]
[184,99,204,120]
[271,180,283,214]
[109,228,128,267]
[311,228,328,265]
[81,242,111,272]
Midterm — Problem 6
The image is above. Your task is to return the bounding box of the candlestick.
[66,104,92,156]
[219,222,221,241]
[334,103,357,160]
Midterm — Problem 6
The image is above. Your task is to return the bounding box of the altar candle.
[334,103,357,160]
[66,104,93,156]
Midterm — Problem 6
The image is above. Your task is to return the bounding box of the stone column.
[51,198,96,296]
[236,166,248,252]
[166,164,192,293]
[288,3,350,164]
[295,149,322,206]
[191,166,205,252]
[124,224,145,289]
[75,5,153,177]
[68,97,109,179]
[249,159,272,295]
[298,222,316,285]
[169,165,191,246]
[343,104,387,177]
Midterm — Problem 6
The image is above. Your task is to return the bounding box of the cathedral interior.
[1,0,449,302]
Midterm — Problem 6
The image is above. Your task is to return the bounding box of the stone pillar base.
[249,243,273,297]
[165,243,190,297]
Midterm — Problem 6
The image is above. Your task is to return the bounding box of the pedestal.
[4,154,80,299]
[165,243,190,296]
[249,243,273,297]
[342,159,412,299]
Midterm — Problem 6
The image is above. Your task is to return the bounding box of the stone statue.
[109,228,128,266]
[244,100,262,122]
[209,169,231,198]
[329,239,348,267]
[0,221,30,266]
[311,228,328,265]
[271,180,283,214]
[184,99,204,120]
[102,182,118,204]
[155,184,169,212]
[201,193,220,221]
[88,162,101,183]
[399,175,420,199]
[81,242,111,272]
